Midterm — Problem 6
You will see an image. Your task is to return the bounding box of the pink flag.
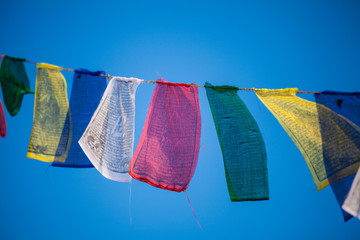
[130,79,201,192]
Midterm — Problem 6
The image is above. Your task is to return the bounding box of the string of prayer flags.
[0,55,34,116]
[315,91,360,221]
[52,69,107,168]
[255,88,360,190]
[205,83,269,201]
[342,166,360,220]
[79,77,141,182]
[27,63,71,162]
[0,99,6,138]
[129,79,201,192]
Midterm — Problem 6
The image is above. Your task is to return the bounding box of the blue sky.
[0,0,359,239]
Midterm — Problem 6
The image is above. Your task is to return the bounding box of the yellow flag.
[27,63,71,162]
[255,88,360,190]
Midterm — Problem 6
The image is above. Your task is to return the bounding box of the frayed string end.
[185,190,203,230]
[129,181,132,225]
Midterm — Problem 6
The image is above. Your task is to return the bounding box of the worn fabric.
[0,99,6,138]
[255,88,360,190]
[27,63,71,162]
[129,79,201,192]
[205,83,269,201]
[315,91,360,221]
[52,69,107,168]
[79,77,141,182]
[0,55,34,116]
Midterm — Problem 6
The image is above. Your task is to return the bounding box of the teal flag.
[205,82,269,201]
[0,56,34,116]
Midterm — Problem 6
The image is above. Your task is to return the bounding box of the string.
[129,181,132,225]
[16,56,320,93]
[185,190,203,230]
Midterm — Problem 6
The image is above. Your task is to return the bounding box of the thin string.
[129,181,132,225]
[20,57,320,93]
[185,190,203,230]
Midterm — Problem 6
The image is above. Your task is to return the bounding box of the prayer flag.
[129,79,201,192]
[255,88,360,190]
[52,69,107,168]
[205,82,269,201]
[79,77,141,182]
[27,63,71,162]
[315,91,360,221]
[0,56,34,116]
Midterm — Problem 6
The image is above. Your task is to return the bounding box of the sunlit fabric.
[255,88,360,190]
[0,99,6,138]
[79,77,141,182]
[0,55,34,116]
[27,63,71,162]
[52,69,107,168]
[315,91,360,221]
[130,79,201,192]
[205,83,269,201]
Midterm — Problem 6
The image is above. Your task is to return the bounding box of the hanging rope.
[0,55,319,93]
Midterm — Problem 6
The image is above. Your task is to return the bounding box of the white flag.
[79,77,141,182]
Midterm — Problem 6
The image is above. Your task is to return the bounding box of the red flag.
[130,79,201,192]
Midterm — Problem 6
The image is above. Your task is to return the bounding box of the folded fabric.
[315,91,360,221]
[205,83,269,201]
[52,69,107,168]
[79,77,141,182]
[27,63,71,162]
[0,99,6,138]
[130,79,201,192]
[0,55,34,116]
[255,88,360,190]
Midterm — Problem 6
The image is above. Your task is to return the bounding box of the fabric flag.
[315,91,360,221]
[0,99,6,138]
[255,88,360,190]
[27,63,71,162]
[0,55,34,116]
[52,69,107,168]
[205,82,269,201]
[79,77,141,182]
[129,79,201,192]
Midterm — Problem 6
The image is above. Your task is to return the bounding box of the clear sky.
[0,0,359,239]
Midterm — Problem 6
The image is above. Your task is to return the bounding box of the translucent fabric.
[205,83,269,201]
[27,63,71,162]
[0,99,6,138]
[255,88,360,190]
[315,91,360,221]
[129,79,201,192]
[52,69,107,168]
[0,56,34,116]
[79,77,141,182]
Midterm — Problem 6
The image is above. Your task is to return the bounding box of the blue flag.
[315,91,360,221]
[52,69,107,168]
